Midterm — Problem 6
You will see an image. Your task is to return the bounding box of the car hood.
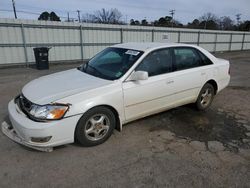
[22,69,113,104]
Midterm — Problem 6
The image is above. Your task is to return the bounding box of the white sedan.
[2,42,230,151]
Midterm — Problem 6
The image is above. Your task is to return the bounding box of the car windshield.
[79,47,143,80]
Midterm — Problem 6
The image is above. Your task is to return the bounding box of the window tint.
[174,48,201,71]
[100,51,122,63]
[81,47,143,80]
[197,50,213,66]
[135,48,172,77]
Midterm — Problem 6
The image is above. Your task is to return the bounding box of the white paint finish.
[200,33,216,42]
[216,43,230,51]
[199,43,214,52]
[123,31,152,42]
[6,42,231,148]
[0,47,26,64]
[22,69,113,104]
[1,18,248,65]
[244,42,250,50]
[231,43,242,50]
[122,74,176,121]
[0,26,23,44]
[216,34,231,42]
[244,35,250,42]
[8,100,81,147]
[180,32,198,43]
[154,32,178,42]
[232,34,243,42]
[83,29,120,43]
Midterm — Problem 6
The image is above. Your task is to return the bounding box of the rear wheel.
[75,107,116,147]
[196,83,215,111]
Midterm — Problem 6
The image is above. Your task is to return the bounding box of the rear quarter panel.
[195,46,230,93]
[213,58,230,92]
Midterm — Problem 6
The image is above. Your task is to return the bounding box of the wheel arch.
[206,79,218,94]
[75,104,122,133]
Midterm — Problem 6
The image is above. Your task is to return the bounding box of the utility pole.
[235,13,241,26]
[12,0,17,19]
[169,9,175,27]
[67,12,70,22]
[77,10,81,23]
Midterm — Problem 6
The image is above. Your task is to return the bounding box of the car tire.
[195,83,215,111]
[75,106,116,147]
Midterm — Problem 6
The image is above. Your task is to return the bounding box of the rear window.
[196,50,213,66]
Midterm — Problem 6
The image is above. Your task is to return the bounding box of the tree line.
[130,12,250,31]
[38,9,250,31]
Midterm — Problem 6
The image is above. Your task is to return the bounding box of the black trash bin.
[33,47,50,70]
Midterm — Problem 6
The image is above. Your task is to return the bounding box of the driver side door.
[122,48,177,122]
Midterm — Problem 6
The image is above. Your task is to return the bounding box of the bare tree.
[200,12,218,22]
[219,16,234,30]
[86,8,122,24]
[199,12,219,29]
[82,13,95,23]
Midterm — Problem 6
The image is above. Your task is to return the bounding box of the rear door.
[170,47,209,105]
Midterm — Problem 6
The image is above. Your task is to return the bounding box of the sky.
[0,0,250,24]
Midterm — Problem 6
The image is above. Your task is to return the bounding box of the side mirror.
[128,71,148,81]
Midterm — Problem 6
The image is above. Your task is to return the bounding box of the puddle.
[149,106,250,152]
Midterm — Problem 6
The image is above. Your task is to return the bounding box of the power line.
[0,9,76,20]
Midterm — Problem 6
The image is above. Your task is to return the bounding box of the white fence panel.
[180,32,198,43]
[0,18,249,66]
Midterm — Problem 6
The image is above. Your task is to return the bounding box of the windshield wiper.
[87,64,105,76]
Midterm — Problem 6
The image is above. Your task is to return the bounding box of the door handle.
[166,80,174,84]
[201,72,206,76]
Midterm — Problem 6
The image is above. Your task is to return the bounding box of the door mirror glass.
[128,71,148,81]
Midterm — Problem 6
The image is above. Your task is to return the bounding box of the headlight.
[29,104,69,120]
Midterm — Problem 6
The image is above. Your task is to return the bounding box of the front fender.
[55,83,125,128]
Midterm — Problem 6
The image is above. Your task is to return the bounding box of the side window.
[197,50,213,66]
[135,48,172,77]
[174,48,201,71]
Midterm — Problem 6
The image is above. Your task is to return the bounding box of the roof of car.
[113,42,196,51]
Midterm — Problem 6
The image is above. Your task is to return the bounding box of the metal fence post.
[241,33,246,50]
[197,31,200,46]
[21,23,28,67]
[178,31,181,43]
[213,33,217,52]
[79,25,84,60]
[120,28,123,43]
[229,33,233,51]
[152,29,154,42]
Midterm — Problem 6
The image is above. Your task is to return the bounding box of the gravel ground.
[0,51,249,188]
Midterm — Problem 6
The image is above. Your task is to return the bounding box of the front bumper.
[2,99,81,152]
[2,121,53,152]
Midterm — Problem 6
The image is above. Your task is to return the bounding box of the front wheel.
[195,83,215,111]
[75,107,116,147]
